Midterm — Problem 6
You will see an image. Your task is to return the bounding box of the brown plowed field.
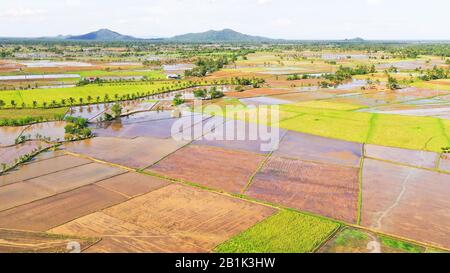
[101,184,276,250]
[365,144,439,169]
[0,154,91,186]
[0,228,98,253]
[0,182,55,211]
[147,145,266,193]
[29,149,66,162]
[246,156,360,223]
[27,163,126,193]
[50,212,206,253]
[0,185,127,232]
[84,236,206,253]
[226,88,294,99]
[274,131,362,167]
[269,91,334,102]
[64,137,189,169]
[96,172,170,198]
[266,78,322,88]
[361,159,450,249]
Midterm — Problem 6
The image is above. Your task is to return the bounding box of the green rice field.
[215,210,340,253]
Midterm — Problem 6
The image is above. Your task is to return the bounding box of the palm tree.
[87,95,92,104]
[32,101,37,108]
[69,97,75,106]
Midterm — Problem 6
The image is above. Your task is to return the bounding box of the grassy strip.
[214,210,340,253]
[379,235,425,253]
[322,227,428,253]
[365,113,378,143]
[241,151,273,194]
[0,108,68,126]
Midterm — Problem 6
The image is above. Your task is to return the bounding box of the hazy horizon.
[1,0,449,40]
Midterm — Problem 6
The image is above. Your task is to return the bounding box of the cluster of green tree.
[322,65,376,84]
[184,56,230,77]
[177,48,255,59]
[286,74,317,81]
[77,78,102,86]
[419,66,449,81]
[64,116,92,140]
[102,103,123,121]
[229,77,265,88]
[0,50,13,58]
[327,43,450,58]
[387,75,401,90]
[193,86,224,100]
[173,93,185,106]
[385,66,398,73]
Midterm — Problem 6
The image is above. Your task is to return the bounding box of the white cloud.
[271,18,293,27]
[366,0,383,5]
[0,8,47,17]
[66,0,82,7]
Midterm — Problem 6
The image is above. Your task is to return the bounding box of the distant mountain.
[67,29,138,41]
[168,29,276,43]
[344,37,366,42]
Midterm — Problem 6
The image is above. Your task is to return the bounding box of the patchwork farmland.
[1,39,449,254]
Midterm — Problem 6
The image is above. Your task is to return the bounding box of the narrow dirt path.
[374,147,428,229]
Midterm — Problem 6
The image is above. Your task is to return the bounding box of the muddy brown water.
[93,114,211,139]
[21,121,66,142]
[0,140,52,166]
[0,126,28,147]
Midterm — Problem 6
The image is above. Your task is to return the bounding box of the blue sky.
[0,0,449,39]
